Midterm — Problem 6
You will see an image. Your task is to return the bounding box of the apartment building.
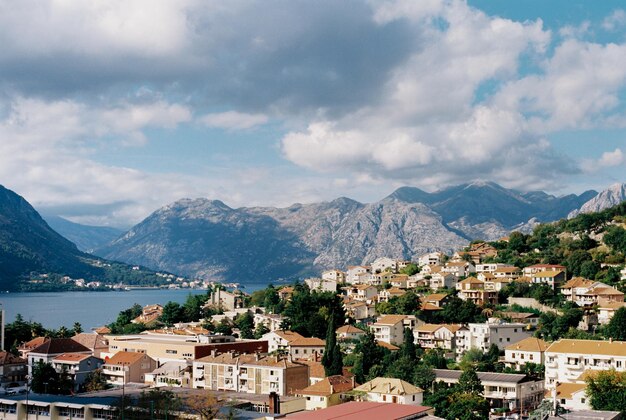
[288,337,325,360]
[456,277,498,306]
[544,339,626,389]
[106,333,267,363]
[414,324,464,353]
[354,377,424,406]
[428,273,456,290]
[0,394,118,420]
[344,284,377,302]
[371,315,417,346]
[322,269,346,283]
[503,337,548,370]
[262,330,304,353]
[456,320,532,356]
[442,261,475,278]
[433,370,544,412]
[193,352,309,396]
[523,264,566,277]
[304,278,337,293]
[345,266,371,284]
[51,354,103,390]
[102,351,157,385]
[531,270,566,289]
[560,278,624,307]
[27,339,92,376]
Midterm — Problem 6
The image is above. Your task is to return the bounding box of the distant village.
[1,241,625,420]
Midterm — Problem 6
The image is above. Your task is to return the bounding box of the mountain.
[0,185,102,290]
[42,215,123,252]
[568,183,626,218]
[95,182,596,282]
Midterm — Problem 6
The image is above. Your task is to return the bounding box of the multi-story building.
[51,354,103,390]
[371,257,399,274]
[262,330,305,353]
[456,277,498,306]
[297,375,355,411]
[371,315,417,346]
[192,352,309,396]
[378,287,406,303]
[322,269,346,283]
[456,320,532,356]
[336,325,366,342]
[544,339,626,390]
[560,278,624,307]
[344,284,377,302]
[503,337,548,370]
[433,369,544,412]
[345,266,371,284]
[288,337,325,360]
[27,338,92,376]
[418,252,445,267]
[442,261,475,278]
[531,270,566,289]
[428,273,456,290]
[0,352,26,388]
[414,324,464,352]
[304,278,337,293]
[523,264,566,277]
[353,377,424,406]
[343,300,376,321]
[102,351,157,385]
[597,301,626,325]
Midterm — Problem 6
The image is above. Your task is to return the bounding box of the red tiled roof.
[30,338,91,355]
[288,401,431,419]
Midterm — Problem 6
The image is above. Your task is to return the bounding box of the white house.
[322,269,345,283]
[371,257,398,274]
[504,337,548,370]
[304,277,338,293]
[261,330,305,353]
[544,339,626,390]
[371,315,417,346]
[456,319,532,357]
[354,377,423,406]
[345,266,371,284]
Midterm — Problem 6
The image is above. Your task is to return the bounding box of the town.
[0,232,624,420]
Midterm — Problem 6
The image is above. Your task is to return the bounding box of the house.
[336,325,366,342]
[102,351,157,385]
[288,401,434,420]
[192,352,309,396]
[428,273,456,290]
[456,277,498,306]
[597,301,626,325]
[18,337,50,359]
[278,286,295,301]
[493,266,521,279]
[546,383,590,411]
[415,324,464,352]
[531,270,566,289]
[433,369,544,412]
[253,312,287,331]
[51,354,103,390]
[418,252,445,267]
[305,278,337,293]
[456,320,532,356]
[262,330,305,353]
[131,304,163,325]
[544,339,626,390]
[523,264,567,277]
[288,337,325,360]
[353,377,424,406]
[145,361,192,388]
[322,269,345,283]
[455,243,498,264]
[343,300,376,321]
[560,278,624,307]
[422,293,450,308]
[504,337,548,370]
[297,375,356,411]
[442,261,475,278]
[0,352,27,387]
[378,287,406,303]
[371,315,417,346]
[344,284,377,302]
[27,338,92,375]
[205,288,245,311]
[497,312,540,326]
[346,266,371,284]
[371,257,398,274]
[476,263,511,273]
[71,333,109,358]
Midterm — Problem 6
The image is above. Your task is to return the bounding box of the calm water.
[0,283,268,330]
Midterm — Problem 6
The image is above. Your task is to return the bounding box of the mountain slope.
[0,186,101,289]
[569,183,626,218]
[43,215,123,252]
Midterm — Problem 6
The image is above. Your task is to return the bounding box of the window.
[581,398,586,403]
[507,338,510,342]
[165,349,178,354]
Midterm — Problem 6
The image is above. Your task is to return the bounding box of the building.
[544,339,626,389]
[205,288,245,311]
[145,361,192,388]
[354,377,424,406]
[71,333,109,358]
[421,293,450,308]
[504,337,548,370]
[597,301,626,325]
[344,284,378,302]
[346,266,371,284]
[343,300,376,321]
[0,394,118,420]
[456,277,498,306]
[288,337,325,360]
[262,330,304,353]
[531,270,566,289]
[17,337,49,359]
[51,354,103,390]
[378,287,406,302]
[102,351,157,385]
[560,278,624,307]
[547,383,590,411]
[415,324,464,352]
[371,257,399,274]
[107,332,267,363]
[419,252,445,267]
[0,352,26,388]
[371,315,417,346]
[523,264,566,277]
[27,339,92,375]
[297,375,356,411]
[304,278,338,293]
[428,273,457,290]
[456,320,532,356]
[192,352,309,396]
[322,269,346,283]
[497,312,540,326]
[131,304,163,325]
[289,401,434,419]
[336,325,366,342]
[442,261,475,278]
[433,369,544,412]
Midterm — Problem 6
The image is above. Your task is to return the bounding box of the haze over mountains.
[93,182,607,282]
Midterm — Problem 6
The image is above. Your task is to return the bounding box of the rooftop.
[546,339,626,356]
[287,401,432,420]
[434,369,533,384]
[505,337,548,353]
[354,377,422,395]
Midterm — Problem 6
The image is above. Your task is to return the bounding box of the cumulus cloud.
[602,9,626,31]
[200,111,268,130]
[599,148,624,167]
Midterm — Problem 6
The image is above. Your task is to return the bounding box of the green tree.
[159,301,185,326]
[137,388,183,419]
[215,319,233,336]
[72,322,83,335]
[585,369,626,413]
[235,312,255,339]
[352,332,385,383]
[401,328,416,361]
[83,368,108,392]
[412,364,435,391]
[322,315,343,376]
[253,323,270,339]
[31,361,60,394]
[445,392,490,420]
[604,307,626,341]
[458,365,483,395]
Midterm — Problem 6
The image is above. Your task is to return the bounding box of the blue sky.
[0,0,624,227]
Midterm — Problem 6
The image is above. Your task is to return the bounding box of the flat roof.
[434,369,533,384]
[287,401,431,419]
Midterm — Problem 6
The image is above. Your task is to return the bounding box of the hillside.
[43,215,123,252]
[95,182,598,282]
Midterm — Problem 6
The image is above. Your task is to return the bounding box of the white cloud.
[200,111,268,130]
[599,148,624,167]
[602,9,626,31]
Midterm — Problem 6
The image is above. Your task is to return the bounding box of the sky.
[1,0,626,228]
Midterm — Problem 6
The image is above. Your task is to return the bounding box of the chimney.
[610,337,613,343]
[387,382,391,394]
[268,392,280,414]
[330,383,335,395]
[211,349,217,357]
[255,351,260,361]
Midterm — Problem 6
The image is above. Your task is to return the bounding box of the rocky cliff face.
[569,183,626,218]
[95,182,598,282]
